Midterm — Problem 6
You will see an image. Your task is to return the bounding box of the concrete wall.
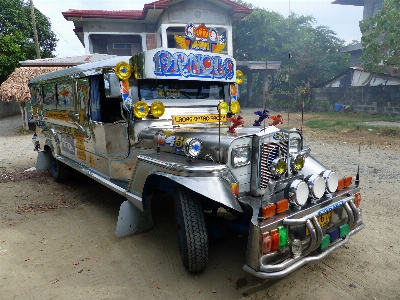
[0,101,21,118]
[311,86,400,115]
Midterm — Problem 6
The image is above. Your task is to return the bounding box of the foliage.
[0,0,57,82]
[232,1,349,107]
[360,0,400,74]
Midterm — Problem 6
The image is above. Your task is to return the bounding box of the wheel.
[50,155,71,183]
[174,185,208,272]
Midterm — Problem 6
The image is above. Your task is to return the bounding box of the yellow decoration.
[218,101,229,114]
[174,35,189,50]
[133,100,149,118]
[230,101,241,114]
[150,101,165,118]
[115,61,132,80]
[236,70,244,85]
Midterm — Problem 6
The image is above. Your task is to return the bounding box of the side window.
[56,83,74,111]
[77,79,89,123]
[42,85,56,111]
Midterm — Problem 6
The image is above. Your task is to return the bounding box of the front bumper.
[244,193,364,279]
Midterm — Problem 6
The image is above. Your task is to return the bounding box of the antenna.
[287,0,291,128]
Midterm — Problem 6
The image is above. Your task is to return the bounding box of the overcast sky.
[32,0,364,58]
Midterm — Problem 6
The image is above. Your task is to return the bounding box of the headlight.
[230,100,241,114]
[290,154,304,172]
[231,146,250,167]
[150,101,165,118]
[270,157,286,177]
[183,138,202,159]
[218,101,228,114]
[289,138,301,154]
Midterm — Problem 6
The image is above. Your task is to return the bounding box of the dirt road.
[1,113,399,300]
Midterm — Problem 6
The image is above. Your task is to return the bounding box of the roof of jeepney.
[29,56,132,85]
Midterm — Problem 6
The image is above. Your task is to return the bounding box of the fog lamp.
[133,100,149,118]
[320,170,338,193]
[290,239,302,256]
[150,101,165,118]
[287,179,308,206]
[305,174,325,199]
[291,154,304,172]
[230,101,241,114]
[114,61,131,80]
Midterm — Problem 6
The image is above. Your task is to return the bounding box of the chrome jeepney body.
[29,46,363,278]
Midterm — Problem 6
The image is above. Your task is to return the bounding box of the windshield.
[138,79,225,100]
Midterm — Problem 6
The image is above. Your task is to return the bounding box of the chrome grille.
[259,141,288,189]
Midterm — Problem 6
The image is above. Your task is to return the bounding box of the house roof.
[63,0,253,44]
[19,54,117,67]
[0,67,67,103]
[331,0,364,6]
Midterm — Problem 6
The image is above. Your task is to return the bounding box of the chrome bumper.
[244,198,364,279]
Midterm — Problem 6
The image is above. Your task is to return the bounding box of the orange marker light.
[271,229,280,252]
[231,183,238,197]
[354,192,361,207]
[276,199,289,214]
[337,178,345,190]
[262,203,276,219]
[261,232,272,255]
[344,176,352,187]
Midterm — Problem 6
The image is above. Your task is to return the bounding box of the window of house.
[113,43,132,56]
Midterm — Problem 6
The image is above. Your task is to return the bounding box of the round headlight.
[321,170,338,193]
[230,100,241,114]
[270,157,286,177]
[290,239,302,256]
[184,138,202,159]
[115,61,131,80]
[218,101,228,114]
[232,146,250,167]
[133,100,149,118]
[150,101,165,118]
[305,174,325,199]
[291,154,304,172]
[287,179,309,206]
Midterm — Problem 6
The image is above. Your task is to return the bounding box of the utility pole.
[30,0,41,59]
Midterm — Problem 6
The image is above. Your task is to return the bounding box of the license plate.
[172,114,227,124]
[306,211,332,235]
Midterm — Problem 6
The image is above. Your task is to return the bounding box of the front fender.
[149,172,243,213]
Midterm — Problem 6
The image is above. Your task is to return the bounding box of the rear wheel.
[174,185,208,272]
[50,156,71,183]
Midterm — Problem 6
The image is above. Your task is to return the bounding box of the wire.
[54,29,84,56]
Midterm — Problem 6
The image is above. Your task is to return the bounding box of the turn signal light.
[337,178,345,190]
[344,176,352,187]
[261,232,271,255]
[271,229,280,252]
[260,226,288,255]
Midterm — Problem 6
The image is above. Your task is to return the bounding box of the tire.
[174,185,208,272]
[50,156,71,183]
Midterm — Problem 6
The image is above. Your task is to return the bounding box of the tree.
[360,0,400,74]
[0,0,57,82]
[232,1,349,95]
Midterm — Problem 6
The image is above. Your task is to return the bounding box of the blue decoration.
[253,109,270,126]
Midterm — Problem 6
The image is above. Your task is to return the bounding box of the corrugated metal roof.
[19,54,117,67]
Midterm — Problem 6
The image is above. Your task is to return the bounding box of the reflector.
[262,203,276,219]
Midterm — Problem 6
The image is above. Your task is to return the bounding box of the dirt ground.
[1,111,400,300]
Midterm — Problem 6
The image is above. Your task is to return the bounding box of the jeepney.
[29,40,363,279]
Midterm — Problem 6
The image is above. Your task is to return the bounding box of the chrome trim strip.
[243,223,365,279]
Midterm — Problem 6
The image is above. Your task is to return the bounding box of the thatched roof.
[0,67,66,103]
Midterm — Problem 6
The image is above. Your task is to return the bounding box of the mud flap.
[36,151,51,172]
[115,199,153,237]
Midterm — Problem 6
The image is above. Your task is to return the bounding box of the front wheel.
[50,156,71,183]
[174,186,208,272]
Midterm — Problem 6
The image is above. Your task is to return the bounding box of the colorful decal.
[77,80,89,123]
[57,83,74,108]
[157,89,180,98]
[174,23,226,53]
[121,79,133,112]
[61,134,75,155]
[47,111,69,121]
[230,84,237,101]
[76,134,86,161]
[158,135,187,153]
[318,200,344,216]
[89,154,94,167]
[172,114,227,125]
[272,132,284,141]
[153,50,234,80]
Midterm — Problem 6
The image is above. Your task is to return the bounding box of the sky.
[32,0,364,58]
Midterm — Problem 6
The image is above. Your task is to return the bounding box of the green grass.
[304,112,400,138]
